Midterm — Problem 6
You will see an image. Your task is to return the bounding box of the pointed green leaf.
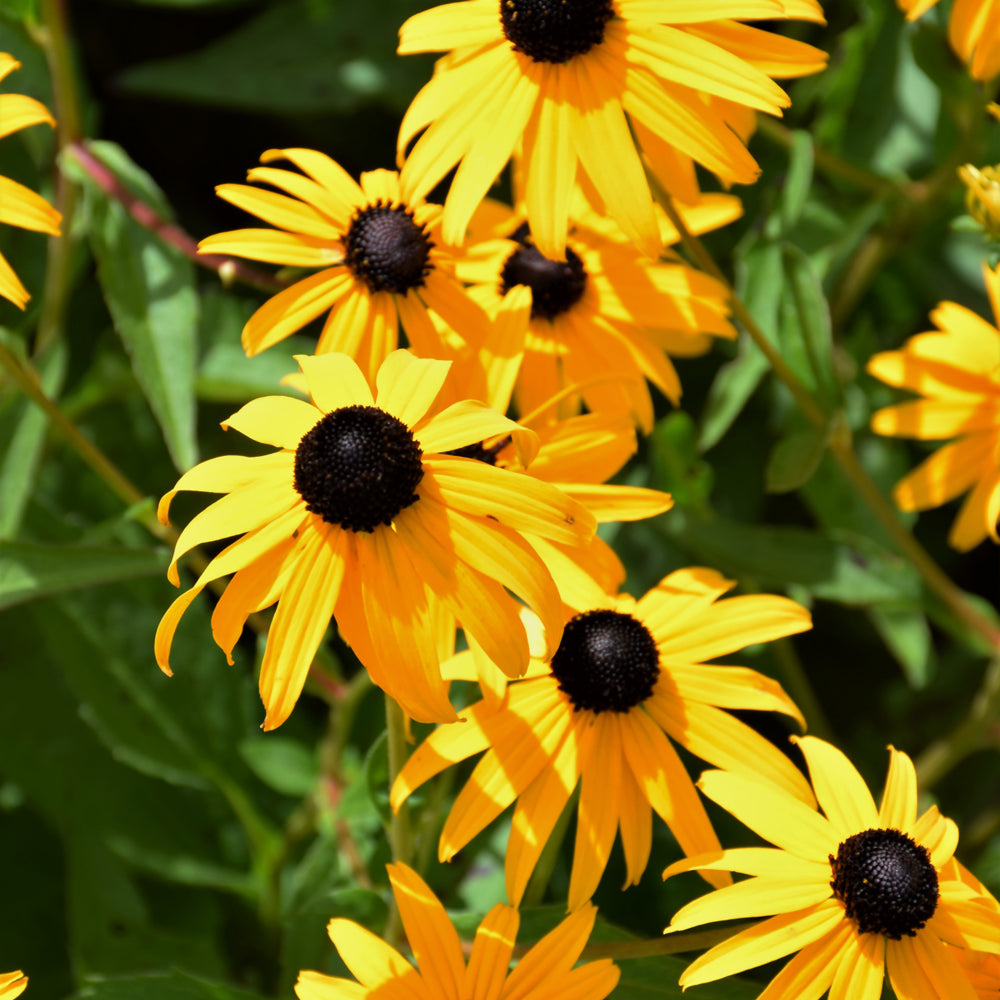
[765,425,829,494]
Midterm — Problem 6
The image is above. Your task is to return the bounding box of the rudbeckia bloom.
[665,737,1000,999]
[458,191,738,430]
[867,261,1000,551]
[898,0,1000,81]
[0,54,60,310]
[392,566,812,910]
[156,349,595,728]
[396,0,826,259]
[0,972,26,1000]
[199,151,487,380]
[296,863,620,1000]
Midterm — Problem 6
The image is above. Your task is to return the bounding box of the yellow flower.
[457,190,739,431]
[156,349,596,728]
[295,863,620,1000]
[665,737,1000,999]
[867,261,1000,551]
[947,860,1000,998]
[0,972,26,1000]
[396,0,825,260]
[199,151,487,381]
[898,0,1000,81]
[0,54,61,310]
[393,567,812,910]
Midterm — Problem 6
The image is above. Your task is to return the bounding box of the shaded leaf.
[765,425,828,494]
[67,141,199,471]
[72,970,267,1000]
[0,540,168,610]
[239,736,317,797]
[868,604,933,688]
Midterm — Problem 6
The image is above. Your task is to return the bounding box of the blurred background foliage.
[0,0,997,997]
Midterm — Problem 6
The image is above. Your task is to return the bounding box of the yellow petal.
[199,227,339,267]
[667,663,805,727]
[388,863,465,1000]
[0,92,54,138]
[697,768,838,861]
[753,922,852,1000]
[221,395,320,448]
[297,351,374,412]
[677,900,844,987]
[793,736,880,840]
[260,523,348,730]
[463,903,519,1000]
[376,349,451,427]
[829,925,884,1000]
[878,745,918,831]
[0,250,29,309]
[886,931,979,1000]
[0,176,60,233]
[891,435,995,512]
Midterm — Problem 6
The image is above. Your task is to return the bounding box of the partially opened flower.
[156,349,596,728]
[665,737,1000,999]
[867,261,1000,551]
[396,0,825,259]
[295,863,619,1000]
[457,191,738,430]
[0,54,61,310]
[897,0,1000,81]
[393,567,812,910]
[0,972,26,1000]
[199,151,487,380]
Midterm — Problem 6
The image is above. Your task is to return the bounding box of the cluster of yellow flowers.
[3,0,1000,997]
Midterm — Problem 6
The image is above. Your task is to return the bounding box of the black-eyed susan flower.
[457,190,738,430]
[0,54,60,310]
[665,737,1000,999]
[199,151,488,380]
[396,0,826,260]
[295,862,620,1000]
[867,261,1000,551]
[0,972,26,1000]
[156,349,596,729]
[392,566,812,910]
[898,0,1000,81]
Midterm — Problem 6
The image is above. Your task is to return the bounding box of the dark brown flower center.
[343,201,433,294]
[829,828,939,939]
[500,0,615,63]
[550,609,659,713]
[294,405,423,532]
[500,225,587,321]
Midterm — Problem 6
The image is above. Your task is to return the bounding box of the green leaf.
[0,540,168,610]
[780,130,814,230]
[67,141,199,471]
[779,245,838,406]
[196,288,311,402]
[107,835,256,896]
[649,411,712,510]
[868,604,933,688]
[364,730,391,827]
[765,425,828,494]
[0,339,66,538]
[117,0,433,115]
[239,736,318,797]
[72,970,268,1000]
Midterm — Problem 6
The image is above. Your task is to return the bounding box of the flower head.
[959,163,1000,240]
[867,261,1000,551]
[458,190,738,430]
[199,151,488,380]
[392,567,812,910]
[665,737,1000,999]
[396,0,825,259]
[0,972,26,1000]
[0,54,61,310]
[295,863,619,1000]
[156,349,596,728]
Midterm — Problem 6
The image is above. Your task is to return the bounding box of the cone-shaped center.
[829,828,939,939]
[500,227,587,321]
[550,609,659,712]
[344,201,433,294]
[294,405,423,532]
[500,0,615,63]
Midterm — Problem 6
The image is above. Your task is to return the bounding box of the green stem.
[384,695,413,946]
[34,0,83,356]
[520,793,574,907]
[571,923,753,961]
[658,192,829,429]
[656,194,1000,656]
[0,338,169,537]
[756,117,894,196]
[915,658,1000,789]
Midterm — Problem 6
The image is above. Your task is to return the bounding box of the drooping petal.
[794,735,880,839]
[878,745,919,831]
